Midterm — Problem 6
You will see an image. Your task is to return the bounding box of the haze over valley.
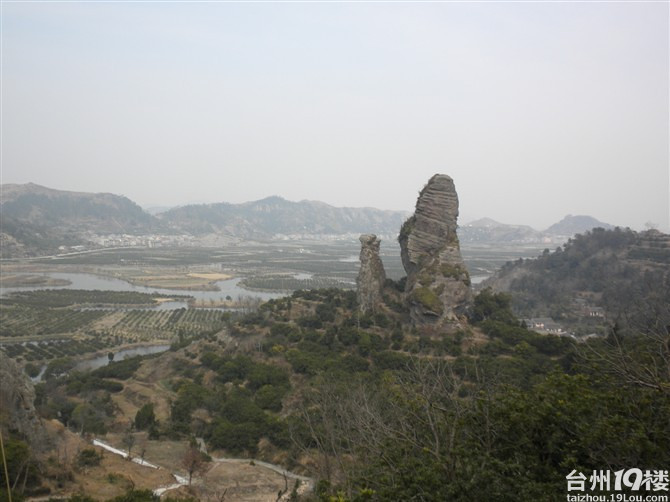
[1,182,615,258]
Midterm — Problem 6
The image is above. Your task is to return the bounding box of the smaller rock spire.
[356,234,387,313]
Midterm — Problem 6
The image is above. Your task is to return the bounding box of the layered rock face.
[399,174,472,326]
[0,352,51,451]
[356,234,387,312]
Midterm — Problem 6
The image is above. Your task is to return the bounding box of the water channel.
[74,344,171,371]
[30,344,171,382]
[0,272,285,305]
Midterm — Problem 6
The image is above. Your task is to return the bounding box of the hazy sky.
[2,1,668,231]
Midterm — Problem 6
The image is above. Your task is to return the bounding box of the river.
[74,344,171,371]
[30,343,171,382]
[0,272,285,305]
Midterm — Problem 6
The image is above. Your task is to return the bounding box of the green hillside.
[486,227,670,334]
[6,285,668,501]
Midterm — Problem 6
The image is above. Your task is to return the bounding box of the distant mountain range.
[0,183,408,257]
[0,183,617,258]
[460,218,542,244]
[459,215,615,245]
[544,214,614,236]
[157,196,409,239]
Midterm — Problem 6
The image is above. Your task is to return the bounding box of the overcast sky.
[1,1,668,231]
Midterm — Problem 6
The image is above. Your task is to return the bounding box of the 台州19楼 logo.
[566,469,669,502]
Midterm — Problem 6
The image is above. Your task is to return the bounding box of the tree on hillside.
[121,425,136,460]
[180,446,209,485]
[470,288,517,325]
[577,321,670,396]
[134,403,156,431]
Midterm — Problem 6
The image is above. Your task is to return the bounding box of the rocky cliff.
[356,234,387,312]
[0,352,51,450]
[399,174,472,327]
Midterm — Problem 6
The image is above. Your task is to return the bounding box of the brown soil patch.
[195,461,293,502]
[463,327,489,351]
[104,435,190,475]
[90,311,126,330]
[153,298,179,303]
[129,275,220,291]
[187,273,231,281]
[0,274,70,287]
[38,421,174,501]
[70,447,174,500]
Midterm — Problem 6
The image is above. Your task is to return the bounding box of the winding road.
[93,437,314,497]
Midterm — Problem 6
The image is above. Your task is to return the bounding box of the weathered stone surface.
[0,351,51,450]
[356,234,387,312]
[399,174,472,326]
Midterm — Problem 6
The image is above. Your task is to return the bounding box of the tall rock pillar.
[356,234,387,313]
[398,174,472,327]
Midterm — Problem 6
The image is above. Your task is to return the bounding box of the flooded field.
[3,239,547,290]
[0,272,283,303]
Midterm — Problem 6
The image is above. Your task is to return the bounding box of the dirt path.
[95,437,314,501]
[209,457,313,485]
[196,437,313,485]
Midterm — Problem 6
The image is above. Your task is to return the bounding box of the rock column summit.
[356,234,387,313]
[399,174,472,327]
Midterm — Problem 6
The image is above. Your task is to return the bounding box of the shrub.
[372,351,410,370]
[247,364,289,391]
[135,403,156,430]
[77,448,102,467]
[24,362,41,378]
[254,384,287,412]
[411,287,444,315]
[92,357,141,380]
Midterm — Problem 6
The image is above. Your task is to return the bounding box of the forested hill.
[1,183,156,233]
[0,184,161,256]
[544,214,614,236]
[157,196,409,238]
[459,217,544,244]
[484,227,670,331]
